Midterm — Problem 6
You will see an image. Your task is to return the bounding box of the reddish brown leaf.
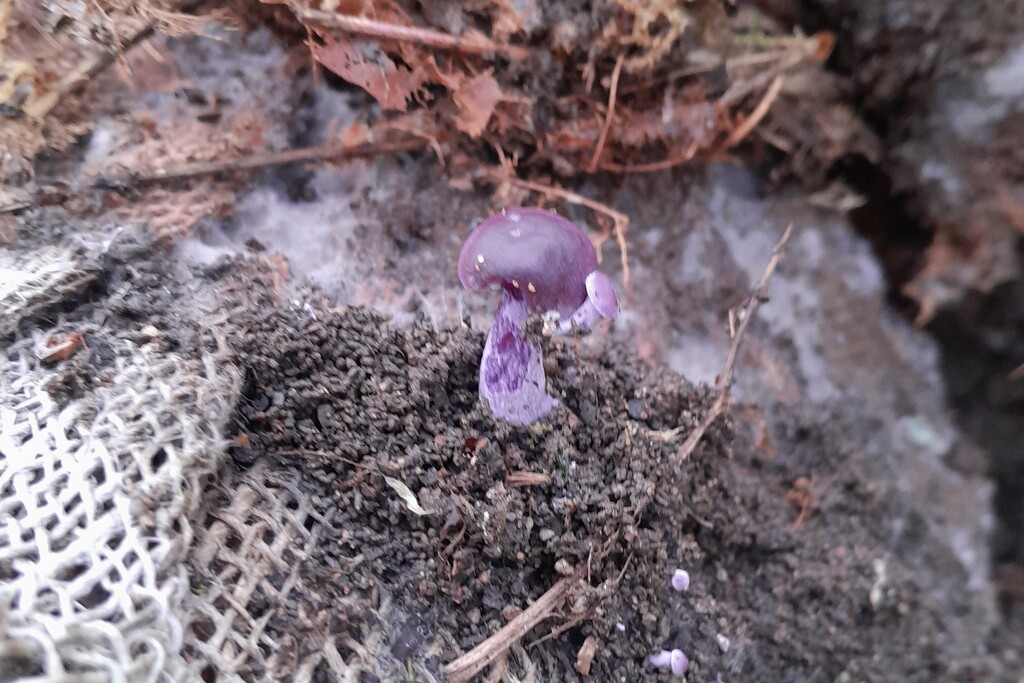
[314,39,429,112]
[40,332,86,364]
[453,71,501,137]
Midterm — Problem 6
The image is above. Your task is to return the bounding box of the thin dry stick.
[299,9,529,59]
[509,177,631,285]
[24,0,210,119]
[23,23,157,119]
[716,75,784,152]
[443,575,579,683]
[676,223,793,462]
[587,54,625,172]
[600,141,700,174]
[89,137,428,186]
[0,200,32,216]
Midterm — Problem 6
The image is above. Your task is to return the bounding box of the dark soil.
[192,252,997,681]
[4,197,1007,681]
[6,0,1022,677]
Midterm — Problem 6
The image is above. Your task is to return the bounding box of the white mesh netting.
[181,462,352,681]
[0,234,390,682]
[0,237,248,682]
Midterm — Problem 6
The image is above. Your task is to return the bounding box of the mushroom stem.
[479,291,557,424]
[553,271,619,336]
[555,299,603,335]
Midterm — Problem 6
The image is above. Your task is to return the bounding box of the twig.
[443,575,579,683]
[0,200,32,216]
[1009,363,1024,381]
[87,138,429,186]
[600,142,700,174]
[509,177,631,285]
[715,75,784,152]
[676,223,793,462]
[506,471,552,487]
[22,0,209,119]
[23,22,157,119]
[299,9,529,59]
[588,54,625,172]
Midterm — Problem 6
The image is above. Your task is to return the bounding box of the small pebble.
[627,399,645,420]
[716,633,731,653]
[615,622,626,633]
[671,569,690,592]
[539,528,555,542]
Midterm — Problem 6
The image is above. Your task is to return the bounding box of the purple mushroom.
[671,568,690,592]
[458,207,620,424]
[650,649,689,677]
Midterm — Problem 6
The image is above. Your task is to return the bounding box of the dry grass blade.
[600,141,700,173]
[443,575,579,683]
[676,223,793,462]
[716,75,784,152]
[23,22,156,119]
[587,54,625,172]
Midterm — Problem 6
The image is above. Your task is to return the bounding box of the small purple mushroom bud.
[671,569,690,592]
[649,650,673,668]
[557,271,621,334]
[670,649,689,676]
[458,208,619,424]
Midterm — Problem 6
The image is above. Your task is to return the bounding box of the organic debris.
[38,332,86,364]
[0,0,218,184]
[270,0,835,177]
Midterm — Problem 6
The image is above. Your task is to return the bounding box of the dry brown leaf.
[314,38,429,112]
[575,635,597,676]
[39,332,87,364]
[617,100,720,148]
[384,476,433,516]
[453,71,501,137]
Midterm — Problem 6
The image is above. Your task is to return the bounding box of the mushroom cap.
[585,271,620,319]
[458,208,598,318]
[670,568,690,592]
[670,650,689,676]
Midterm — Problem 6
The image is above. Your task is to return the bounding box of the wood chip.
[506,471,551,487]
[576,635,598,675]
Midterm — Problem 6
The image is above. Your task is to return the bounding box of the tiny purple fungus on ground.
[670,649,689,676]
[649,648,689,677]
[458,207,620,424]
[671,568,690,592]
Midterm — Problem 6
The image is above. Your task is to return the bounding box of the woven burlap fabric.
[0,232,508,682]
[0,235,243,681]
